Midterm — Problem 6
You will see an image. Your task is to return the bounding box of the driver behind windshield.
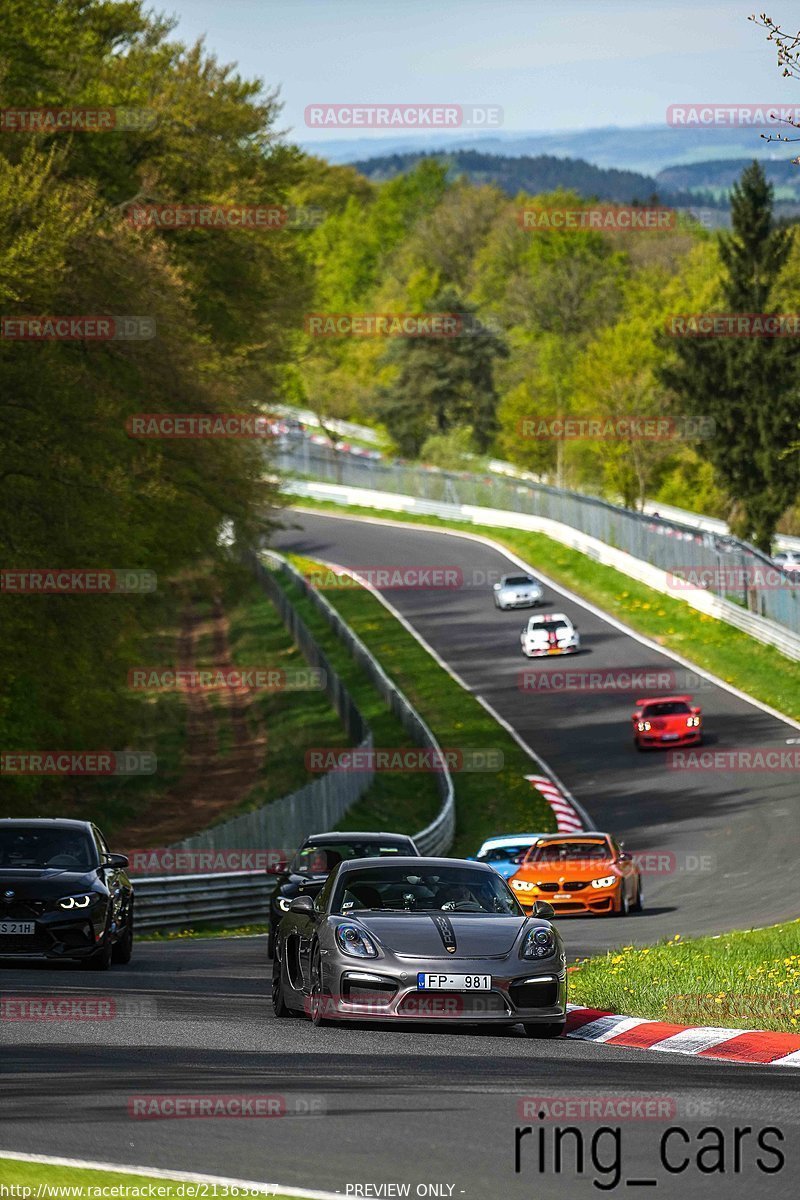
[332,868,520,915]
[0,829,94,870]
[434,883,475,910]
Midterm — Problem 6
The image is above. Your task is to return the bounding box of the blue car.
[471,834,548,879]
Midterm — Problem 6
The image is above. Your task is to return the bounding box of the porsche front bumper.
[317,957,567,1024]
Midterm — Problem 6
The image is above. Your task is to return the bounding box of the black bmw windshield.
[0,827,96,870]
[332,865,522,915]
[291,841,411,875]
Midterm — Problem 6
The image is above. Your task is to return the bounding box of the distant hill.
[657,158,800,199]
[351,149,715,208]
[298,124,795,176]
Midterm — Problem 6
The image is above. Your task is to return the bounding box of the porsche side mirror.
[619,851,632,862]
[267,860,288,875]
[104,853,129,869]
[532,900,555,919]
[289,895,315,916]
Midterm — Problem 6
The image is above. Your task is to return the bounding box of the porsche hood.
[348,913,529,957]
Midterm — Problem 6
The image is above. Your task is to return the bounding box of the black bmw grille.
[1,901,47,918]
[0,932,50,954]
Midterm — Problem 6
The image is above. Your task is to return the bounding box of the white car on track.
[772,550,800,575]
[493,573,543,610]
[520,612,580,657]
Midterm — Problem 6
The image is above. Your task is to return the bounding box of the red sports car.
[632,695,702,750]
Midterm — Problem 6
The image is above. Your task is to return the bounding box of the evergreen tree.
[376,289,507,456]
[659,162,800,551]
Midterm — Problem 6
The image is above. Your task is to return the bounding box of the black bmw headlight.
[521,926,557,960]
[57,893,100,911]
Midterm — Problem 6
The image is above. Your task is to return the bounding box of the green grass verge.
[291,500,800,721]
[140,923,269,941]
[275,554,557,855]
[0,1158,313,1199]
[570,919,800,1033]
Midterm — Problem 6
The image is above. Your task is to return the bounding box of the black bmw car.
[0,818,133,969]
[272,856,566,1037]
[267,830,419,957]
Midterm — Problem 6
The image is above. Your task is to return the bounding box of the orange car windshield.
[526,841,611,864]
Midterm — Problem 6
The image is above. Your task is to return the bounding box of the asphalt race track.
[2,509,799,1199]
[275,511,800,957]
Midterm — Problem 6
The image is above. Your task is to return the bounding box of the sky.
[160,0,793,145]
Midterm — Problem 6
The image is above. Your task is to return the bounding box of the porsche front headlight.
[335,923,378,958]
[522,927,557,959]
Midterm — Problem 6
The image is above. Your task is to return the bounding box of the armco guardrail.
[134,870,273,932]
[262,552,455,856]
[278,442,800,648]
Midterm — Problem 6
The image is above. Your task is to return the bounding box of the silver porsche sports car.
[271,857,567,1037]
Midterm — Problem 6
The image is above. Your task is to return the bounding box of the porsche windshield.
[332,865,522,915]
[0,826,95,870]
[291,841,409,875]
[527,841,611,863]
[503,576,533,587]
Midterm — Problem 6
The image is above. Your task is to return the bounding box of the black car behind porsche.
[0,818,133,968]
[267,830,420,957]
